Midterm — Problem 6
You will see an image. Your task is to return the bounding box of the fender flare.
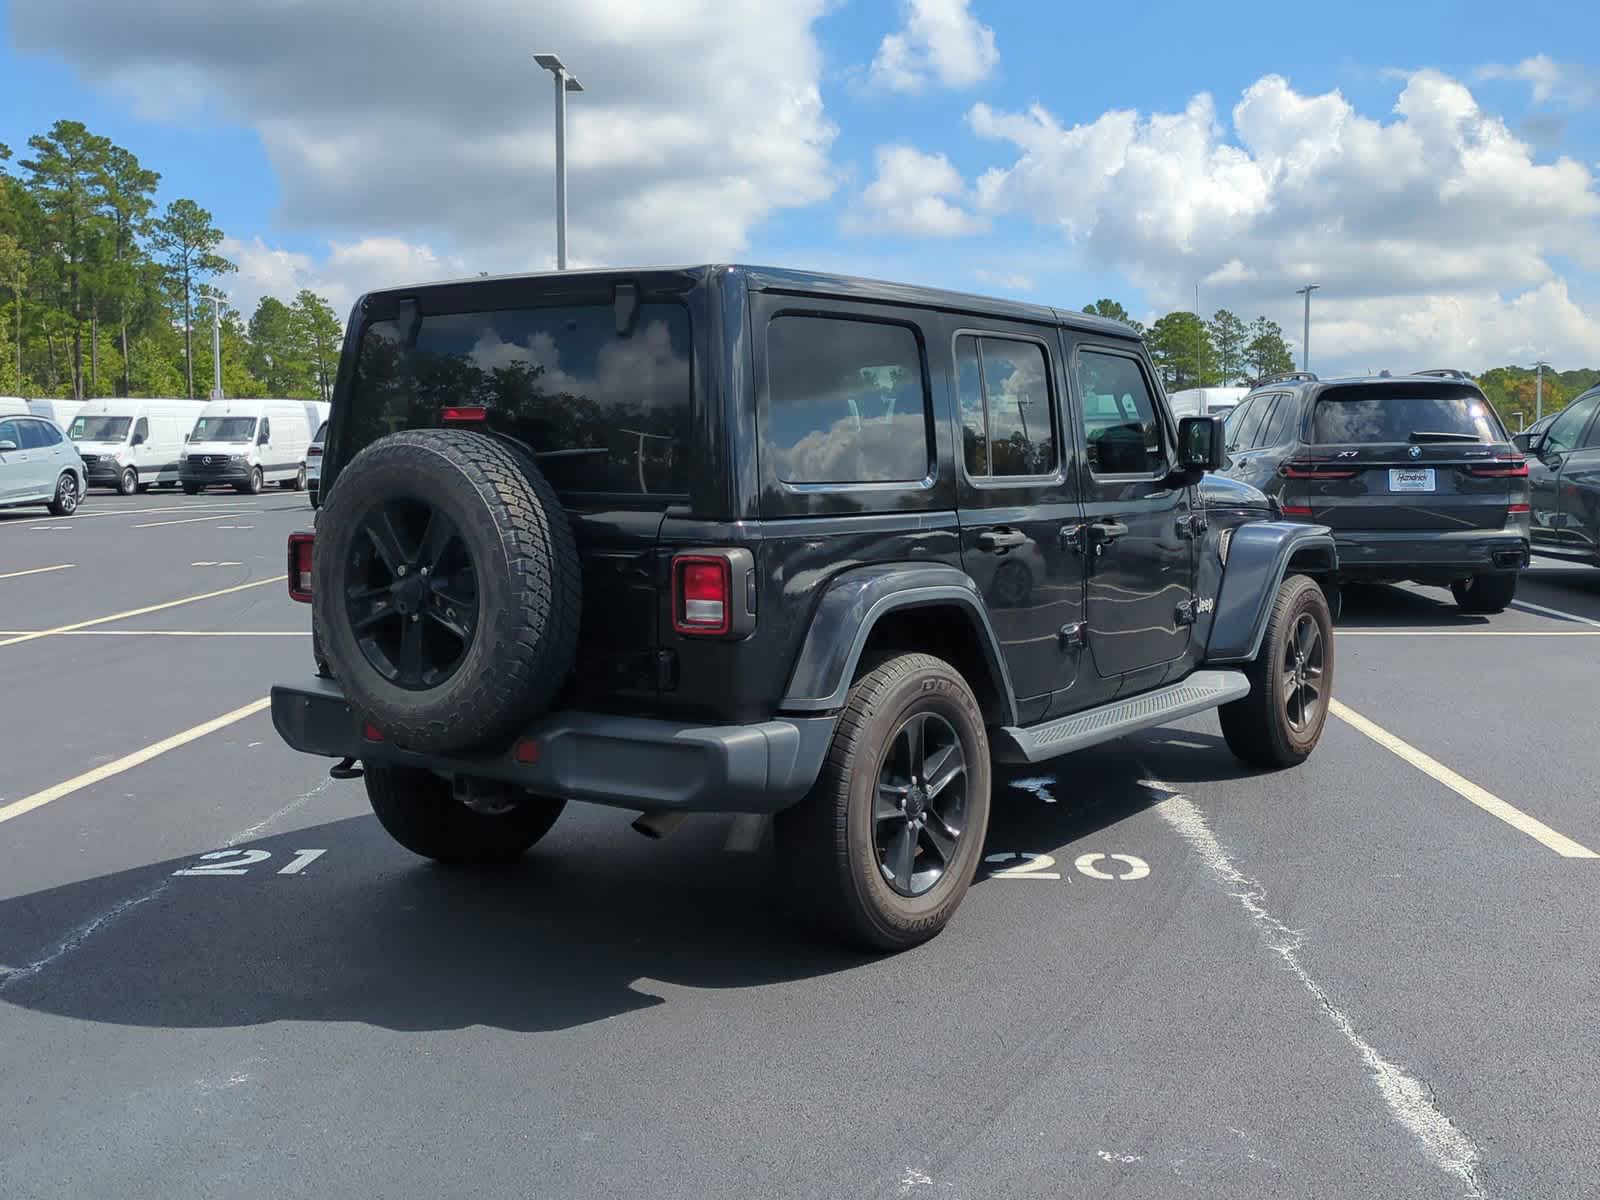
[1203,522,1337,663]
[780,562,1019,725]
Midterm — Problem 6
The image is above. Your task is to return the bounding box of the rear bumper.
[1332,529,1529,580]
[270,676,836,815]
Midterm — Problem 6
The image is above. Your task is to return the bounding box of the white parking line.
[0,629,308,637]
[132,512,253,529]
[0,697,271,826]
[0,563,73,581]
[0,576,282,648]
[1339,630,1600,636]
[1510,599,1600,628]
[1330,699,1599,858]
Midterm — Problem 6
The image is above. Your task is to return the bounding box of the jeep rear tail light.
[673,555,732,635]
[1280,460,1357,479]
[287,532,314,602]
[442,406,488,424]
[1466,458,1529,478]
[1508,502,1531,514]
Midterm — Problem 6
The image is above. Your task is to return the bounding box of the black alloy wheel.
[345,498,479,690]
[874,711,969,897]
[1282,611,1325,732]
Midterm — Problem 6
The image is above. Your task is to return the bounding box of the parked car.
[69,398,208,494]
[1524,386,1600,566]
[26,398,86,431]
[1221,373,1529,613]
[271,266,1341,951]
[1511,411,1557,453]
[181,398,316,494]
[307,420,327,507]
[0,411,85,515]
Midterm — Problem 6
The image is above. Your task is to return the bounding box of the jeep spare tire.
[313,428,581,753]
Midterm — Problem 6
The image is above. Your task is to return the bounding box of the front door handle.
[1091,519,1129,544]
[978,528,1027,553]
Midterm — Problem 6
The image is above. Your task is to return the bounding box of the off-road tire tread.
[364,765,565,864]
[1218,573,1332,768]
[314,428,581,753]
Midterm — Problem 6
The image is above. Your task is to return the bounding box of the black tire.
[182,482,205,496]
[288,465,307,491]
[1320,579,1343,623]
[46,472,81,516]
[775,652,991,952]
[313,428,581,753]
[1451,572,1517,614]
[1218,574,1332,768]
[118,466,138,496]
[365,765,565,865]
[237,466,264,496]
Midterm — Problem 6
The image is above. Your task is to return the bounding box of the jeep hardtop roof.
[352,264,1142,342]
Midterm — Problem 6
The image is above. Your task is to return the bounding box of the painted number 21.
[173,848,326,877]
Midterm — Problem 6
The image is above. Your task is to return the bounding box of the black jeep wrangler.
[272,266,1337,950]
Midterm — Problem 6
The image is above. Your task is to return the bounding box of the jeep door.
[952,328,1086,705]
[1067,342,1197,680]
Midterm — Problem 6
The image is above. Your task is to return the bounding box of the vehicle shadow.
[1519,563,1600,620]
[0,745,1216,1036]
[1333,581,1491,628]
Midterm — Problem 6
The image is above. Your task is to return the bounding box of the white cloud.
[222,235,469,321]
[974,269,1035,292]
[843,145,988,236]
[15,0,838,277]
[1477,55,1600,109]
[970,71,1600,370]
[870,0,999,93]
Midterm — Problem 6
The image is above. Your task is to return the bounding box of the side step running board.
[992,669,1251,764]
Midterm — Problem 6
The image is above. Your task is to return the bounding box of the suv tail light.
[673,555,732,635]
[1280,460,1357,479]
[287,532,314,602]
[1466,458,1529,478]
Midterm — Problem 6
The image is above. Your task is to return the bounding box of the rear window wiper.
[1408,431,1481,443]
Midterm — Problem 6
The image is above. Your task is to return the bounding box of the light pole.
[209,294,224,400]
[1295,284,1320,373]
[1533,360,1549,422]
[534,53,584,270]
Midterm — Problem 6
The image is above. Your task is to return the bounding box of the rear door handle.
[977,528,1027,552]
[1091,519,1129,543]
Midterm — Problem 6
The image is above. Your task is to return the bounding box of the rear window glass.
[766,316,930,484]
[1312,387,1505,444]
[348,302,692,496]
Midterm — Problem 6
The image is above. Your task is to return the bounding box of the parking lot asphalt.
[2,494,1597,1199]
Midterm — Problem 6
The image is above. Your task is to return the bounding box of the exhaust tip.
[630,811,686,840]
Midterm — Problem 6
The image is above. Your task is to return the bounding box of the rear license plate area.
[1388,468,1435,493]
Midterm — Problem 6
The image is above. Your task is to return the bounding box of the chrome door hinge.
[1058,621,1086,649]
[1174,599,1197,627]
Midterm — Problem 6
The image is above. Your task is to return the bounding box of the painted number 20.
[173,848,326,877]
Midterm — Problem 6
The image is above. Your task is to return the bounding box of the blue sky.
[3,0,1598,371]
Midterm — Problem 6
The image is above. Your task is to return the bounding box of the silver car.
[307,419,327,507]
[0,413,85,515]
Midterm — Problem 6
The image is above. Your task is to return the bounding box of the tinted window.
[0,418,19,447]
[1312,386,1506,444]
[1223,397,1257,447]
[767,316,929,484]
[133,417,149,443]
[259,418,270,442]
[71,415,131,442]
[349,302,693,496]
[1235,395,1273,448]
[1545,394,1600,454]
[956,335,1056,478]
[1077,351,1165,475]
[1259,393,1295,446]
[18,419,51,450]
[1578,396,1600,449]
[36,420,63,445]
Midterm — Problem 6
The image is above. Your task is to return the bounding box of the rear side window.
[1312,386,1506,444]
[1258,393,1295,446]
[766,315,929,484]
[955,335,1056,478]
[1077,350,1165,475]
[0,418,18,447]
[18,419,51,449]
[349,302,693,496]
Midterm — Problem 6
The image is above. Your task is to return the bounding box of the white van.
[0,397,29,418]
[28,398,87,431]
[69,398,209,494]
[181,398,315,495]
[1167,386,1250,420]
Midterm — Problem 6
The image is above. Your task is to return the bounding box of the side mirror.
[257,431,270,445]
[131,432,146,446]
[1178,415,1226,473]
[0,440,16,452]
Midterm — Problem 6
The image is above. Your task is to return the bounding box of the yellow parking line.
[1330,699,1599,858]
[0,576,282,648]
[0,563,73,581]
[0,697,272,826]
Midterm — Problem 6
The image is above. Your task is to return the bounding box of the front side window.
[133,417,149,444]
[956,335,1056,479]
[767,315,929,484]
[258,418,271,442]
[1544,394,1600,455]
[70,415,131,443]
[193,416,258,443]
[348,302,692,496]
[1077,351,1166,475]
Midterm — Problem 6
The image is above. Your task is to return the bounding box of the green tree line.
[1083,299,1295,389]
[0,120,341,402]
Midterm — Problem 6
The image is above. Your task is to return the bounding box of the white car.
[0,412,86,515]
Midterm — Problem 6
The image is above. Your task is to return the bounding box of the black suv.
[1518,386,1600,568]
[271,266,1338,950]
[1220,372,1530,613]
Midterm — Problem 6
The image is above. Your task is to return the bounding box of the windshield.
[70,416,131,443]
[1312,386,1506,444]
[192,416,257,443]
[346,301,692,496]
